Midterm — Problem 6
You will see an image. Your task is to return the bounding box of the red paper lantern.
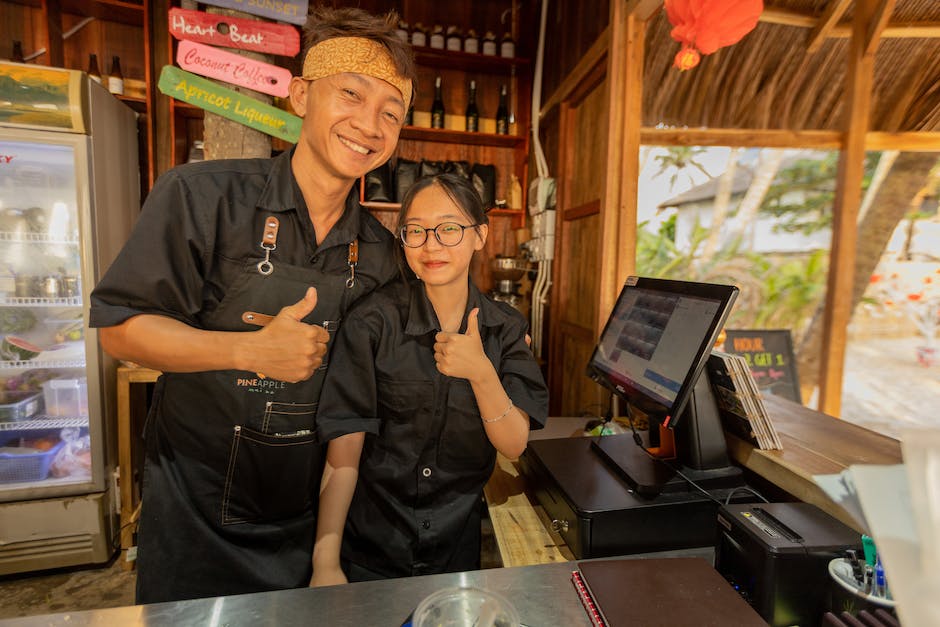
[665,0,764,70]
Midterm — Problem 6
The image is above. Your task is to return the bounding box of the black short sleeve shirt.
[89,149,398,330]
[317,278,549,577]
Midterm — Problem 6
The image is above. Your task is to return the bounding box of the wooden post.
[151,0,174,178]
[818,0,881,416]
[40,0,63,67]
[203,6,273,160]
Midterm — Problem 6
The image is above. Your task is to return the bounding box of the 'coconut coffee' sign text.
[168,8,300,56]
[196,0,308,26]
[177,40,291,97]
[158,65,300,143]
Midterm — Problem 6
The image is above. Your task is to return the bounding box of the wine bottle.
[482,31,497,56]
[12,41,25,63]
[495,84,509,135]
[411,23,427,47]
[429,24,445,50]
[87,54,102,84]
[500,32,516,58]
[395,20,409,44]
[465,80,479,132]
[108,55,124,95]
[464,29,479,54]
[446,26,462,52]
[431,76,445,129]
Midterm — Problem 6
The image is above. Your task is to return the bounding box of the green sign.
[158,65,300,143]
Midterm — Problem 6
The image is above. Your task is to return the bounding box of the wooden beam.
[624,0,663,22]
[640,128,842,148]
[763,7,940,38]
[40,0,63,66]
[819,0,879,417]
[865,0,897,56]
[806,0,852,54]
[540,27,609,120]
[637,128,940,151]
[865,132,940,151]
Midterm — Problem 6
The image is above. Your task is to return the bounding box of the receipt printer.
[714,502,862,627]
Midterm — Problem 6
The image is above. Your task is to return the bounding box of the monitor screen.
[586,276,738,428]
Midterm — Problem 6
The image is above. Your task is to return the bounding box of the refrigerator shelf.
[0,416,89,431]
[0,297,82,307]
[0,359,86,370]
[0,232,79,245]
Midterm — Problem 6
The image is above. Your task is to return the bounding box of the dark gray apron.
[135,215,361,604]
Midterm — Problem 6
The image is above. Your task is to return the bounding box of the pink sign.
[168,8,300,57]
[176,40,291,98]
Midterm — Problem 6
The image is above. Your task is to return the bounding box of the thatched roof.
[643,0,940,132]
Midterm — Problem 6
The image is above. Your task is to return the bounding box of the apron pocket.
[221,425,320,525]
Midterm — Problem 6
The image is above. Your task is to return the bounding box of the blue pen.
[874,556,886,597]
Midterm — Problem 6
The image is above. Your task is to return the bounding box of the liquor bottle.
[411,23,427,47]
[464,29,479,54]
[395,20,409,44]
[12,41,25,63]
[500,32,516,58]
[429,24,445,50]
[482,31,497,56]
[87,54,102,84]
[108,55,124,95]
[465,80,479,132]
[445,26,462,52]
[431,76,445,129]
[495,84,509,135]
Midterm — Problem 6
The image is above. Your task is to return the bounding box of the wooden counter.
[483,399,903,567]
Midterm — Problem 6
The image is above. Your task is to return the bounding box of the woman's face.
[401,184,487,290]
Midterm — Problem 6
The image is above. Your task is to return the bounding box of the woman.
[311,174,548,584]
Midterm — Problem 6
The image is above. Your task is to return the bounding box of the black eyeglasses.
[399,222,482,248]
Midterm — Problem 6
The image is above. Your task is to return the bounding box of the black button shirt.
[317,278,549,578]
[90,149,398,330]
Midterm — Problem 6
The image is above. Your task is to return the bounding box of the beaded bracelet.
[482,399,514,423]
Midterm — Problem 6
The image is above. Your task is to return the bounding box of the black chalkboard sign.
[723,329,801,404]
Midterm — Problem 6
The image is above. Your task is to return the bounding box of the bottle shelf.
[0,359,86,370]
[361,201,523,219]
[0,232,79,245]
[413,48,530,75]
[0,297,82,308]
[401,126,524,148]
[0,416,89,431]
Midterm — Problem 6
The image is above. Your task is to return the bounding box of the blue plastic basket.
[0,439,65,483]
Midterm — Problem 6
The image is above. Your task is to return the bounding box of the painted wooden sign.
[168,8,300,57]
[176,40,291,97]
[196,0,308,27]
[158,66,300,143]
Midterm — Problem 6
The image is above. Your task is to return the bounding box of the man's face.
[290,72,405,182]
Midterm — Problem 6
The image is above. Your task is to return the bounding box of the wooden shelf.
[414,48,530,75]
[61,0,144,26]
[361,201,523,220]
[401,126,524,148]
[116,94,147,113]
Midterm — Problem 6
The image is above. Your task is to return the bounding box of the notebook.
[571,557,767,627]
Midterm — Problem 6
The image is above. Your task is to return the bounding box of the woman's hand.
[309,564,348,588]
[434,308,491,382]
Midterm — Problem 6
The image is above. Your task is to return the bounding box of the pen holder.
[827,558,897,618]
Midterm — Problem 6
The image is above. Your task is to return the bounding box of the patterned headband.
[302,37,412,106]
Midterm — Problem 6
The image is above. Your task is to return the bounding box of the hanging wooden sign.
[168,8,300,57]
[196,0,308,27]
[176,40,291,97]
[158,66,300,143]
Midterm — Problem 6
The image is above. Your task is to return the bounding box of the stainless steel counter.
[0,561,594,626]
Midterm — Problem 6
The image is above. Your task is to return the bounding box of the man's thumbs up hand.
[249,287,330,383]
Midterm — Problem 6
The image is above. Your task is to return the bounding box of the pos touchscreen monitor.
[586,276,741,495]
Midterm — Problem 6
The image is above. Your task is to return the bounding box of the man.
[90,7,416,604]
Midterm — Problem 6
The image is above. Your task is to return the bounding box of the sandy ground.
[841,336,940,440]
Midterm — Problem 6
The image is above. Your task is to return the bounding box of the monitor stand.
[591,371,744,496]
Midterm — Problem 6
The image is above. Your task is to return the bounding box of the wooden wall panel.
[1,3,47,64]
[543,0,610,105]
[561,332,606,417]
[568,80,609,209]
[563,213,601,331]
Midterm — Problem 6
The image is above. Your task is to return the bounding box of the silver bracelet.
[482,399,514,423]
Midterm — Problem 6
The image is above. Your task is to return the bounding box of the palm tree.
[651,146,712,191]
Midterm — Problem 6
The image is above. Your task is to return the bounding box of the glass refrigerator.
[0,62,139,574]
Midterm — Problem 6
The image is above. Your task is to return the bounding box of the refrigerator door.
[0,131,101,501]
